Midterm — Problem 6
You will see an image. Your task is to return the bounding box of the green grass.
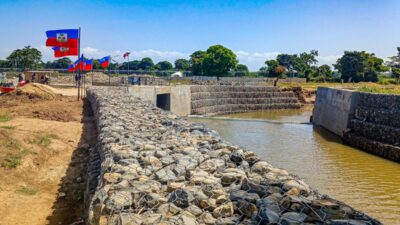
[0,114,12,123]
[16,186,37,195]
[3,139,21,150]
[0,125,16,130]
[1,155,21,169]
[357,86,400,95]
[37,134,59,147]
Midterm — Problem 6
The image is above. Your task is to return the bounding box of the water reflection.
[189,108,400,224]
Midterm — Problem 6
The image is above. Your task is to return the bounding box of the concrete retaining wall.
[313,87,400,162]
[312,87,359,137]
[190,86,301,115]
[85,86,380,225]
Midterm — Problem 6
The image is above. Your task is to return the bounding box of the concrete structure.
[312,87,359,137]
[128,85,301,116]
[128,85,192,116]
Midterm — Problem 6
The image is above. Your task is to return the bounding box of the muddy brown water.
[189,107,400,224]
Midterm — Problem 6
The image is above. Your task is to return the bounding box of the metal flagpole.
[77,27,81,100]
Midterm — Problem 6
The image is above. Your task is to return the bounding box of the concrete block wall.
[190,86,301,115]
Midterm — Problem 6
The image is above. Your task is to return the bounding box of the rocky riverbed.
[86,87,381,225]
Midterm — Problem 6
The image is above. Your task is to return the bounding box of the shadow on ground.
[46,99,97,225]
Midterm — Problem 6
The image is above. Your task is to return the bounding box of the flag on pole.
[46,29,79,47]
[123,52,130,59]
[99,56,111,68]
[85,59,93,71]
[67,64,75,73]
[52,46,78,57]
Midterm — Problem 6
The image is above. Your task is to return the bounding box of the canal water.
[189,108,400,224]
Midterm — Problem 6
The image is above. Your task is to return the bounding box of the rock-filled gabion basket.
[86,87,381,225]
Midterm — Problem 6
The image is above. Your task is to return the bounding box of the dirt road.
[0,87,95,225]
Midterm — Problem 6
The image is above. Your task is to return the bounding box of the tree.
[234,64,249,77]
[155,61,173,71]
[190,50,206,76]
[202,45,238,77]
[265,59,279,77]
[45,57,72,69]
[276,50,318,78]
[6,46,42,70]
[138,57,154,70]
[174,59,190,71]
[0,60,10,68]
[387,47,400,83]
[120,60,140,71]
[335,51,386,82]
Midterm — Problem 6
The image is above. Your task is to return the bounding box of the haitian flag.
[85,59,93,71]
[68,55,84,72]
[52,46,78,57]
[99,56,110,68]
[67,64,75,73]
[46,29,79,48]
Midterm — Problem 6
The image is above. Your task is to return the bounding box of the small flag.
[46,29,79,47]
[85,59,93,71]
[52,46,78,57]
[67,64,75,73]
[99,56,111,68]
[123,52,130,59]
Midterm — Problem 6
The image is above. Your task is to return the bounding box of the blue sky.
[0,0,399,70]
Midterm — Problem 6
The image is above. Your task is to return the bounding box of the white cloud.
[235,51,281,70]
[317,55,341,67]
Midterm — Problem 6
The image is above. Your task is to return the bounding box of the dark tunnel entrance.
[156,94,171,111]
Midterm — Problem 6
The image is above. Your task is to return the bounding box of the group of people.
[18,72,49,84]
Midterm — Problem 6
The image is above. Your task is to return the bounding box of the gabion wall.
[190,86,301,116]
[86,87,381,225]
[344,92,400,162]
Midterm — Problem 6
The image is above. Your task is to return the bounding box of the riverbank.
[86,87,381,225]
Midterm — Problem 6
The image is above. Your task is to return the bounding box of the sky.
[0,0,399,71]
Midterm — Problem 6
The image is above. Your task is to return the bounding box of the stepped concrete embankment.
[313,87,400,162]
[129,85,302,116]
[190,86,301,115]
[85,86,380,225]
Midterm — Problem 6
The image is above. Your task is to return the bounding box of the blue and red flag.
[52,46,78,57]
[67,63,75,73]
[46,29,79,48]
[99,56,110,68]
[67,55,84,72]
[85,59,93,71]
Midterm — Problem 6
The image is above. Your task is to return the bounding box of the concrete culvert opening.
[156,93,170,110]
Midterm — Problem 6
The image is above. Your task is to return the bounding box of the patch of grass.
[37,134,59,147]
[16,186,37,195]
[0,125,16,130]
[357,86,400,95]
[3,139,21,150]
[1,155,21,169]
[0,114,12,123]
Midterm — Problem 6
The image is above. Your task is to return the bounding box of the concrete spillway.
[128,85,302,116]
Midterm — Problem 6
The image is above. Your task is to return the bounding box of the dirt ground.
[0,86,96,225]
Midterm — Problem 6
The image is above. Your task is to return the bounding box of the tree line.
[1,45,399,83]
